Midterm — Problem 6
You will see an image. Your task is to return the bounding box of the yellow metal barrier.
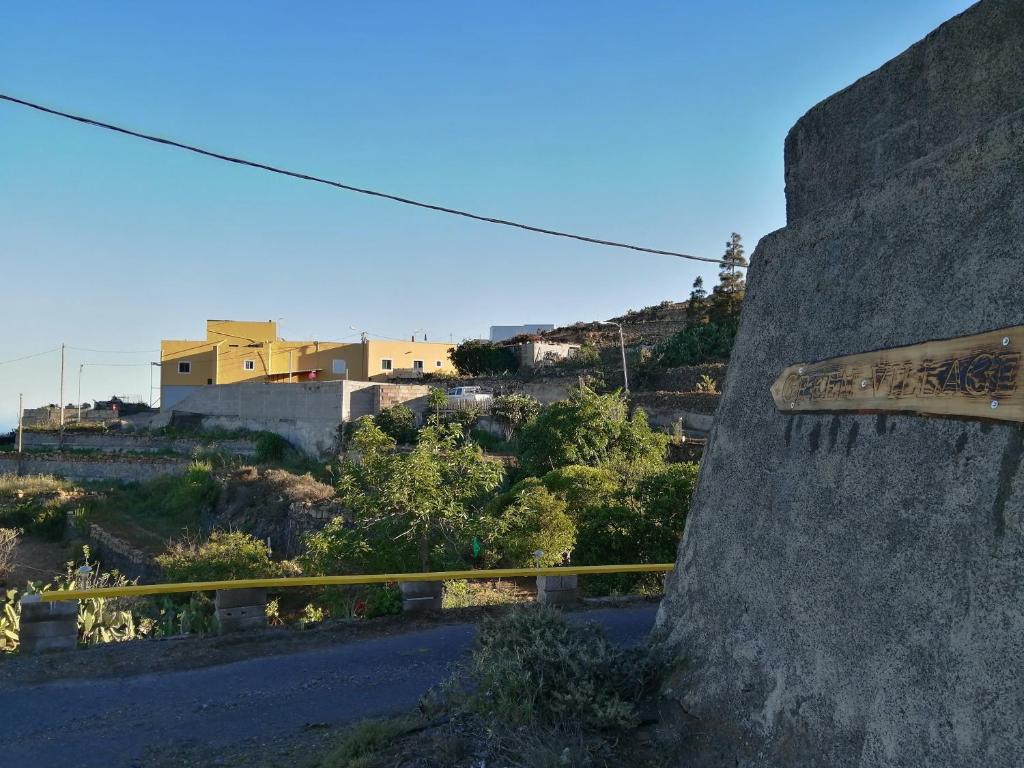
[41,563,675,602]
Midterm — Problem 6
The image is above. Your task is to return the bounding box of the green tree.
[571,462,699,594]
[685,275,708,325]
[490,393,541,441]
[708,232,747,326]
[426,387,449,425]
[303,418,503,574]
[517,385,668,477]
[449,340,519,375]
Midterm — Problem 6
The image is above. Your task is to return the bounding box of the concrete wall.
[159,379,440,456]
[160,380,345,457]
[160,385,201,410]
[0,453,189,482]
[20,432,257,457]
[375,384,432,420]
[21,405,116,428]
[654,3,1024,765]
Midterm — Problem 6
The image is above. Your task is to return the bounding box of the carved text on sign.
[770,326,1024,422]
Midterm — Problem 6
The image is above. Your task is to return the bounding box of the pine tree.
[686,276,708,324]
[709,232,748,325]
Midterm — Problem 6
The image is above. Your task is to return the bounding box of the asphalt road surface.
[1,605,657,768]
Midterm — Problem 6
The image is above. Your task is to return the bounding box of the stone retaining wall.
[77,518,160,582]
[0,453,189,483]
[636,363,727,393]
[284,503,340,557]
[630,391,720,432]
[20,432,257,457]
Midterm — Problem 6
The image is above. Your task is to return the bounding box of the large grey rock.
[784,0,1024,222]
[653,2,1024,766]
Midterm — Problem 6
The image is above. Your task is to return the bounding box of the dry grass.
[0,528,20,580]
[262,468,335,505]
[0,474,70,499]
[442,578,533,609]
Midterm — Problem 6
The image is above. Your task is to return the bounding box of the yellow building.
[160,320,456,409]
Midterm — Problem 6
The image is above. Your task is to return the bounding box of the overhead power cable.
[0,348,57,366]
[0,93,725,265]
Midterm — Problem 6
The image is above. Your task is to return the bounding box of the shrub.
[2,548,155,652]
[374,404,418,444]
[449,340,519,375]
[490,393,540,441]
[361,584,403,618]
[315,716,419,768]
[694,373,719,393]
[517,385,668,477]
[437,605,651,729]
[305,420,503,575]
[156,531,281,582]
[486,484,575,567]
[565,341,600,367]
[255,432,288,463]
[574,462,698,595]
[32,505,67,542]
[654,319,737,367]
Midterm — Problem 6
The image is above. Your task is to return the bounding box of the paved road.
[1,606,657,768]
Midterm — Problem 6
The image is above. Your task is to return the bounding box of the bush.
[374,404,418,444]
[449,340,519,376]
[485,483,575,567]
[517,385,668,477]
[255,432,288,463]
[31,505,67,542]
[361,584,403,618]
[156,531,281,582]
[490,393,540,441]
[436,605,651,729]
[574,462,698,595]
[654,319,737,367]
[563,341,600,367]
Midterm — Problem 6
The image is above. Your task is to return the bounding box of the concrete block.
[399,581,443,613]
[215,588,267,610]
[215,589,267,634]
[536,574,579,606]
[19,597,78,654]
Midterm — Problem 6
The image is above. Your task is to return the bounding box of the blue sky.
[0,1,972,429]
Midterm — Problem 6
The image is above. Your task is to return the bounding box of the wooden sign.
[771,326,1024,423]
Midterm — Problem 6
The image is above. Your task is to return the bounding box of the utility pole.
[149,362,160,407]
[17,393,24,454]
[58,343,66,448]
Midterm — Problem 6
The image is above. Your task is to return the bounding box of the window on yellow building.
[244,360,255,371]
[178,361,191,374]
[413,360,424,370]
[332,360,347,375]
[435,360,442,367]
[381,359,393,371]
